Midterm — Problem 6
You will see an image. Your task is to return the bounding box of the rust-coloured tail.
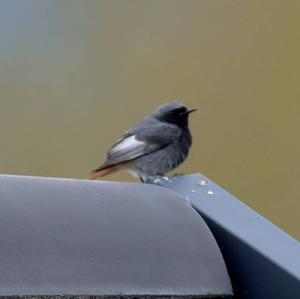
[87,166,118,180]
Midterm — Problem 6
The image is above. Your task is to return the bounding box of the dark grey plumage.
[88,101,196,180]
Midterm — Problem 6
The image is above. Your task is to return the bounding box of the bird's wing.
[96,123,180,169]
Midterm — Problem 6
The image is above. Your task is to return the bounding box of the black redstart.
[88,102,196,181]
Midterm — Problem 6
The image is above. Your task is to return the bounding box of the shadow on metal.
[146,173,300,299]
[0,174,232,298]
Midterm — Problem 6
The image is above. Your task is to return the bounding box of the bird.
[88,101,196,182]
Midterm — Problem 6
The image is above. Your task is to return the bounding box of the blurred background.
[0,0,299,239]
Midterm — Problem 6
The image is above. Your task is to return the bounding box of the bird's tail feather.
[87,165,117,180]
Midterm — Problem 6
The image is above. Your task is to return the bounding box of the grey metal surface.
[146,173,300,299]
[0,174,232,297]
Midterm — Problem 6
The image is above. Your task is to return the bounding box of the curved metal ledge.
[0,175,232,297]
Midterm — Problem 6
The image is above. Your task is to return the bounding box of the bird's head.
[153,102,196,127]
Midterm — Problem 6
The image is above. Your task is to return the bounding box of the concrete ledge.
[0,175,232,298]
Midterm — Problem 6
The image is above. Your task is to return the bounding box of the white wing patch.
[110,135,145,156]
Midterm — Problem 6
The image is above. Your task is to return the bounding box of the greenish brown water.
[0,0,299,239]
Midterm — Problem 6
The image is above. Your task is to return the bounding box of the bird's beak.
[180,107,197,116]
[186,108,197,114]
